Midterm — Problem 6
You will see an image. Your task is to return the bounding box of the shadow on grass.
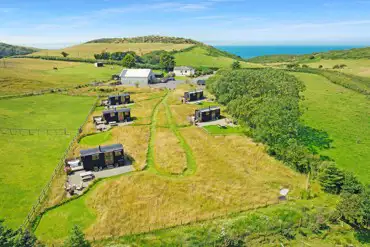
[297,125,333,154]
[355,229,370,244]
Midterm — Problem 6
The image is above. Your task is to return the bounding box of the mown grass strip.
[163,97,197,176]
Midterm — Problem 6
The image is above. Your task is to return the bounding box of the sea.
[214,45,364,59]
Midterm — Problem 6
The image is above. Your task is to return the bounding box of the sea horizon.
[215,45,366,59]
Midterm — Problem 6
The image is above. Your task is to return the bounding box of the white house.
[173,66,195,76]
[120,69,155,86]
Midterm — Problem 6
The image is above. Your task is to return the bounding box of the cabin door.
[211,111,216,120]
[118,112,124,122]
[104,152,114,166]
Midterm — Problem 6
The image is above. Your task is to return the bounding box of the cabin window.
[114,150,122,156]
[92,154,99,161]
[125,111,130,116]
[110,112,115,117]
[206,112,210,115]
[185,70,188,73]
[115,96,119,100]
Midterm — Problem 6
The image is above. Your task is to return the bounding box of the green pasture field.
[0,58,121,95]
[31,43,194,59]
[203,125,245,135]
[292,72,370,183]
[174,46,262,68]
[0,94,95,228]
[303,59,370,78]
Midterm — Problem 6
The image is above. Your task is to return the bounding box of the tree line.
[207,68,369,230]
[0,221,91,247]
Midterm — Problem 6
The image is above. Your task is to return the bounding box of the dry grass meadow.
[31,43,194,59]
[35,86,306,245]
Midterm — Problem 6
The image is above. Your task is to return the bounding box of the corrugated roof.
[120,69,152,78]
[174,66,194,70]
[108,93,130,99]
[198,106,220,113]
[80,144,123,157]
[80,147,100,156]
[103,108,131,114]
[187,89,203,94]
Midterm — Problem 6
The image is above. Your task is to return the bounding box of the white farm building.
[120,69,155,86]
[173,66,195,76]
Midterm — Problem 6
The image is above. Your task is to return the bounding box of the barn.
[120,69,155,86]
[184,90,204,102]
[80,144,124,171]
[108,93,130,105]
[195,106,221,122]
[103,108,131,123]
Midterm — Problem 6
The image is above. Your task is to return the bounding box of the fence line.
[0,128,73,136]
[20,97,99,230]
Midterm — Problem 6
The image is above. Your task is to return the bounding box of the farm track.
[146,90,196,177]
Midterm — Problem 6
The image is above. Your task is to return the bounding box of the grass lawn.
[0,58,122,95]
[303,59,370,77]
[174,46,262,68]
[35,87,305,244]
[31,43,194,59]
[292,72,370,183]
[0,94,95,228]
[203,125,245,135]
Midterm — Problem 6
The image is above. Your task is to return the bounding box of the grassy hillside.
[35,86,305,244]
[0,58,121,95]
[0,42,39,58]
[174,46,261,68]
[248,46,370,63]
[303,59,370,78]
[292,72,370,183]
[31,43,194,59]
[0,94,95,228]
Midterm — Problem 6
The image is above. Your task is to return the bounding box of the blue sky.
[1,0,370,48]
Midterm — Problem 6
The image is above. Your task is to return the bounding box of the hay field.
[0,94,95,228]
[293,72,370,183]
[0,58,121,95]
[154,127,187,174]
[303,59,370,77]
[35,88,305,244]
[31,43,194,59]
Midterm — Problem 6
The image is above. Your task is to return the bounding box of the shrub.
[319,163,344,194]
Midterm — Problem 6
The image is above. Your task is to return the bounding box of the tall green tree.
[160,52,175,71]
[319,163,344,194]
[64,225,90,247]
[122,53,136,68]
[0,220,42,247]
[231,60,241,69]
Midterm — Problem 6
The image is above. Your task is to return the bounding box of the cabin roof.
[186,89,203,94]
[197,106,220,113]
[103,108,131,114]
[80,144,123,157]
[108,93,130,98]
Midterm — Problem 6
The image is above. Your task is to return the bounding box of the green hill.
[248,46,370,63]
[0,42,39,58]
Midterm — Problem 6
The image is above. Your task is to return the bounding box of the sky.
[1,0,370,48]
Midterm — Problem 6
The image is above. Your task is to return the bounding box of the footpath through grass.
[0,94,95,228]
[292,72,370,183]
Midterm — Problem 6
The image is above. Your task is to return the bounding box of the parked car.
[161,77,176,83]
[197,79,206,86]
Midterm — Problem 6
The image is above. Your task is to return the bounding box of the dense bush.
[206,69,323,173]
[0,219,43,246]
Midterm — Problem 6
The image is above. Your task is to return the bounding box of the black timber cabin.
[80,144,124,171]
[195,106,221,122]
[108,93,130,105]
[103,108,131,123]
[184,90,204,102]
